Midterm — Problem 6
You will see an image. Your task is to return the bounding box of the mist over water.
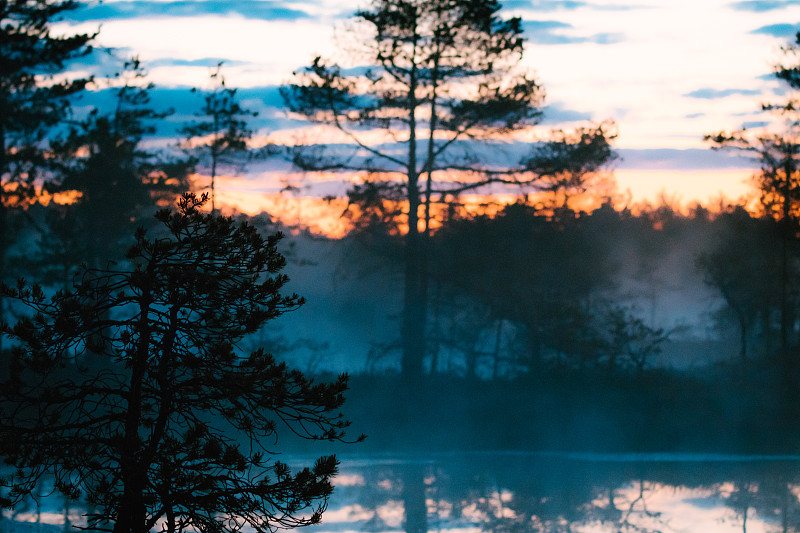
[310,452,800,533]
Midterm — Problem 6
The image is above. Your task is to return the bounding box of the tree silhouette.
[705,30,800,354]
[0,0,94,198]
[522,123,617,210]
[0,193,362,533]
[696,207,781,367]
[0,0,95,348]
[51,57,193,268]
[283,0,615,379]
[429,203,618,374]
[182,64,258,213]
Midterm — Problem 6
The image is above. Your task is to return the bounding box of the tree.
[0,0,95,194]
[428,203,619,375]
[522,123,617,211]
[182,64,258,213]
[0,193,362,533]
[51,57,193,268]
[705,30,800,354]
[600,305,669,376]
[0,0,95,347]
[283,0,615,378]
[696,207,781,366]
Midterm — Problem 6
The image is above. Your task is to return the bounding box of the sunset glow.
[45,0,800,224]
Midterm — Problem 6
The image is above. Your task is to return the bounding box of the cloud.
[524,19,573,30]
[64,1,311,22]
[523,20,625,45]
[65,46,137,76]
[541,102,593,123]
[591,33,625,44]
[148,57,251,68]
[740,120,770,128]
[71,84,292,137]
[751,23,800,38]
[683,87,762,99]
[504,0,639,10]
[504,0,588,9]
[756,73,791,94]
[684,112,705,119]
[730,0,800,11]
[617,148,752,170]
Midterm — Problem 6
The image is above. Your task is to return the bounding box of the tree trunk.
[0,119,7,354]
[115,286,154,533]
[779,152,795,355]
[401,16,426,381]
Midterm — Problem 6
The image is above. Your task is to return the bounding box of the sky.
[55,0,800,218]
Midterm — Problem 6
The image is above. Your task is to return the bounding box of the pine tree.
[0,0,95,192]
[706,30,800,354]
[0,0,95,350]
[0,192,362,533]
[283,0,615,379]
[51,57,193,268]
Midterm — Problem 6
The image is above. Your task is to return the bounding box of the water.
[3,452,799,533]
[307,452,800,533]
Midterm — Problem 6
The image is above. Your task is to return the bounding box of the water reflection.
[2,453,798,532]
[312,453,800,533]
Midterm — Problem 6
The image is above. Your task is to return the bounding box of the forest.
[2,0,800,531]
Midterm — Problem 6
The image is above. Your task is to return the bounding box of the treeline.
[429,202,792,378]
[285,200,790,378]
[255,198,800,454]
[1,59,258,289]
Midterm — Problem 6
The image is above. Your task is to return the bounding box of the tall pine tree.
[51,57,193,269]
[283,0,615,379]
[706,30,800,355]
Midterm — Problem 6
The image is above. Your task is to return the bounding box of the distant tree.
[0,0,95,201]
[430,203,619,374]
[0,193,362,533]
[522,122,618,211]
[775,30,800,90]
[705,30,800,353]
[182,63,258,213]
[696,207,781,366]
[601,306,669,376]
[51,57,193,269]
[284,0,615,378]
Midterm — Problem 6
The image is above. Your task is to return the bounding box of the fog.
[265,205,739,376]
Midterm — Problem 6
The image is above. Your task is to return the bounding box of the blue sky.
[57,0,800,209]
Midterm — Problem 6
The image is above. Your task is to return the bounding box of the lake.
[305,452,800,533]
[2,452,799,533]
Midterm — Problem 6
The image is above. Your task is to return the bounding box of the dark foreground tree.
[1,0,94,199]
[0,193,362,533]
